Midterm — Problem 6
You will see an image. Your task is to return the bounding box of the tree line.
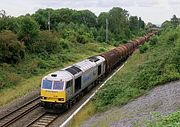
[162,15,180,29]
[0,7,146,64]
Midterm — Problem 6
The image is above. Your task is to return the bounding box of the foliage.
[92,27,180,111]
[139,42,148,53]
[97,12,108,28]
[18,16,40,48]
[149,35,158,46]
[0,30,25,63]
[162,15,180,30]
[139,34,159,53]
[0,16,19,33]
[171,15,179,28]
[32,31,61,54]
[129,16,139,34]
[147,111,180,127]
[108,7,130,40]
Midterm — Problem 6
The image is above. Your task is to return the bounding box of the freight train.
[40,32,155,112]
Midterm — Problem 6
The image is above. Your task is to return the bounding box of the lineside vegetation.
[68,19,180,127]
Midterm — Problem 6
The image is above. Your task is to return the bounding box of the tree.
[129,16,139,34]
[0,10,19,33]
[139,17,145,29]
[0,30,25,63]
[146,22,157,29]
[108,7,130,40]
[171,15,179,28]
[18,16,40,48]
[0,17,19,33]
[161,20,173,29]
[97,12,108,28]
[0,10,6,18]
[72,10,97,27]
[32,31,61,53]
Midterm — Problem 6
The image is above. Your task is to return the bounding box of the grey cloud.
[135,0,159,7]
[41,0,98,8]
[97,0,135,8]
[168,0,180,5]
[40,0,135,9]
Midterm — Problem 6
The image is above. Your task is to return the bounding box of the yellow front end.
[41,89,66,103]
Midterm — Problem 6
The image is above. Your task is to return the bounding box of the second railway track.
[0,96,41,127]
[26,112,59,127]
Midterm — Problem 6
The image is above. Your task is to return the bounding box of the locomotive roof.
[73,56,105,71]
[43,56,105,81]
[43,70,73,81]
[73,59,96,72]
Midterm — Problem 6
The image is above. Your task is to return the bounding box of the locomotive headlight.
[58,98,64,101]
[41,96,47,99]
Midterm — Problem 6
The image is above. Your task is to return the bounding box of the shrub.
[98,47,107,52]
[59,39,70,49]
[0,30,25,63]
[76,34,89,44]
[147,111,180,127]
[6,73,22,86]
[18,16,39,48]
[139,42,148,53]
[149,36,158,46]
[32,31,62,54]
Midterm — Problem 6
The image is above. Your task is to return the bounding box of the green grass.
[68,102,96,127]
[146,111,180,127]
[0,42,114,107]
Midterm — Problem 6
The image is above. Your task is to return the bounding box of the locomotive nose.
[41,90,66,103]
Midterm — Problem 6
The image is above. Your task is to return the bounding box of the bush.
[98,47,107,52]
[18,16,39,48]
[59,38,71,49]
[147,111,180,127]
[76,34,89,44]
[32,31,62,54]
[0,30,25,63]
[139,42,148,53]
[149,36,158,46]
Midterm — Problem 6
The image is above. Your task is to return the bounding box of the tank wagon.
[40,33,155,112]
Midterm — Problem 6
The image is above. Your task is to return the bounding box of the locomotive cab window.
[53,81,64,90]
[42,80,52,89]
[66,80,73,89]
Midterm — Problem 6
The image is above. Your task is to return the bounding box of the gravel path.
[81,80,180,127]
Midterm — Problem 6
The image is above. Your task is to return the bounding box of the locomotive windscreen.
[53,81,64,90]
[42,80,52,89]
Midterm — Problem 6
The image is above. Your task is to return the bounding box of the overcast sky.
[0,0,180,25]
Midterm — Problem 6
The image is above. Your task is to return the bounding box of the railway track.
[26,112,59,127]
[0,96,40,127]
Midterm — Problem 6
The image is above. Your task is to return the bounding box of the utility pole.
[106,18,108,42]
[48,12,51,32]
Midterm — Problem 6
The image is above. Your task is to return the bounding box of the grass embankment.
[68,27,180,126]
[0,42,114,107]
[146,111,180,127]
